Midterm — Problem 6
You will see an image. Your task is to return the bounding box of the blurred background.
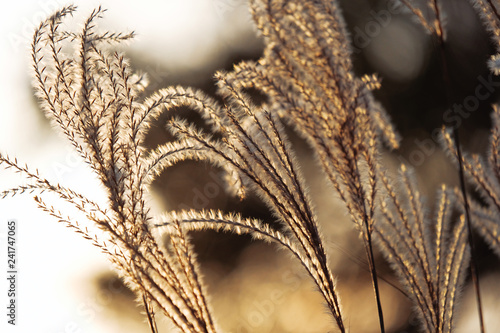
[0,0,499,332]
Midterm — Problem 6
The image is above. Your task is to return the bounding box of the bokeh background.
[0,0,499,332]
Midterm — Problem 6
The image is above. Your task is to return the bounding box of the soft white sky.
[0,1,254,332]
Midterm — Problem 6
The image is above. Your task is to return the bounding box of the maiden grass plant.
[2,1,500,332]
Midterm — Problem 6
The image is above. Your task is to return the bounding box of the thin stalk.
[453,129,486,333]
[354,158,385,333]
[364,220,386,333]
[143,292,159,333]
[431,1,486,330]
